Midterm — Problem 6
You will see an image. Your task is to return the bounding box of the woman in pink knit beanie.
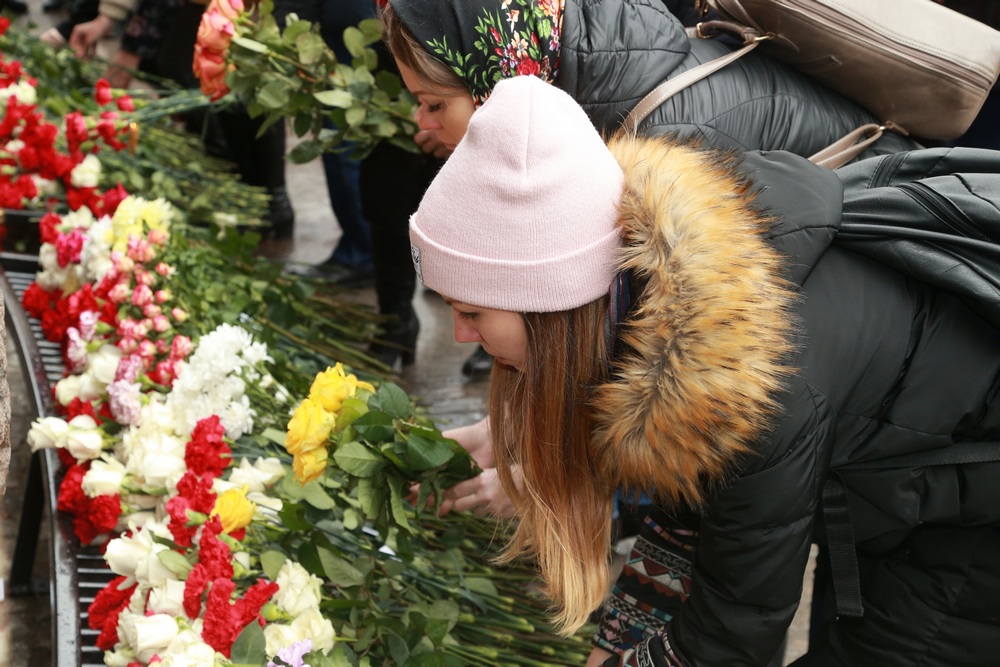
[409,75,1000,667]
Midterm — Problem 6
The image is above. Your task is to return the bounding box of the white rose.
[31,174,58,197]
[263,623,300,659]
[133,449,187,492]
[5,80,37,105]
[65,416,105,461]
[248,491,283,516]
[121,613,178,663]
[103,647,137,667]
[70,153,102,188]
[76,372,103,402]
[105,532,150,579]
[88,344,123,385]
[290,608,335,654]
[228,457,285,492]
[146,579,187,617]
[27,417,69,452]
[82,456,127,497]
[54,375,82,406]
[274,561,323,617]
[160,629,217,666]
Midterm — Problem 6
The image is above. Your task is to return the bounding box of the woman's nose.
[415,107,440,131]
[453,316,481,344]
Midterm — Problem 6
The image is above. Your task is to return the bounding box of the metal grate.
[4,253,115,667]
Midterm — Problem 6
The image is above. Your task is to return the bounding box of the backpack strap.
[822,442,1000,618]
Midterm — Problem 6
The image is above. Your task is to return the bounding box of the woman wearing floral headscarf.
[370,0,919,377]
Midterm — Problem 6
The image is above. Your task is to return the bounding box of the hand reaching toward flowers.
[414,129,454,160]
[410,417,517,518]
[69,14,115,58]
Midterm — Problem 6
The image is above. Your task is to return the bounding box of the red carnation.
[88,575,137,650]
[233,579,280,628]
[183,562,211,619]
[39,212,62,244]
[196,517,234,580]
[94,78,113,106]
[166,495,197,547]
[55,228,85,267]
[57,463,89,513]
[175,471,217,514]
[21,281,56,319]
[0,17,11,36]
[202,577,238,656]
[185,416,230,477]
[64,398,98,420]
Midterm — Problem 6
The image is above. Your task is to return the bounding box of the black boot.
[369,307,420,369]
[360,142,444,370]
[268,185,295,240]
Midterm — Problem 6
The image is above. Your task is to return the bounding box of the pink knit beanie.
[409,76,625,313]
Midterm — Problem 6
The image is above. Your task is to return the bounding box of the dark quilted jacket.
[557,0,918,158]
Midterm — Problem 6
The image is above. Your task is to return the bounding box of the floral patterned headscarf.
[389,0,565,106]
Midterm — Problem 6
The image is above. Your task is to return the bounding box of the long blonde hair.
[489,296,616,635]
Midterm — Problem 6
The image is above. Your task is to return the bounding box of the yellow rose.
[285,397,334,455]
[212,485,256,533]
[293,447,328,485]
[309,363,375,413]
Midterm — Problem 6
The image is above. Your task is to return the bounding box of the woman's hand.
[443,417,493,469]
[414,129,454,159]
[586,647,616,667]
[436,468,515,518]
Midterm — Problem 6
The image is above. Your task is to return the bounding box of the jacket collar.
[591,135,811,509]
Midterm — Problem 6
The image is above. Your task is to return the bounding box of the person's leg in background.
[359,139,441,368]
[299,0,376,281]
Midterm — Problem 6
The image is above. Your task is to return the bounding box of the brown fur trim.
[591,135,798,509]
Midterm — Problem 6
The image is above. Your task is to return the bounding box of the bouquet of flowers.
[193,0,418,162]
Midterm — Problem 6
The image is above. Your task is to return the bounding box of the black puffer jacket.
[597,136,1000,666]
[557,0,918,157]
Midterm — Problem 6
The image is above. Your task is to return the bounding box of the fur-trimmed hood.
[590,135,843,509]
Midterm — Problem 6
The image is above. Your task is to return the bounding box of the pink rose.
[197,8,235,53]
[193,46,230,101]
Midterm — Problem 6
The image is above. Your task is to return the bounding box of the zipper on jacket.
[898,181,987,241]
[762,0,993,91]
[868,152,908,189]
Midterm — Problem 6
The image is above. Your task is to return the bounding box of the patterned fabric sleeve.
[593,512,697,659]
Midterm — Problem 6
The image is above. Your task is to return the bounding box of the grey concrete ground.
[0,4,812,662]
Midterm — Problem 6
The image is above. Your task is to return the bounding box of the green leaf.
[343,26,366,59]
[315,89,355,108]
[335,397,369,431]
[371,383,411,420]
[345,106,366,127]
[328,644,358,667]
[406,434,454,471]
[358,18,383,44]
[232,36,270,53]
[289,139,323,164]
[375,70,402,98]
[387,632,410,666]
[342,507,362,530]
[230,621,267,664]
[404,653,464,667]
[258,78,291,110]
[356,477,384,520]
[260,550,287,581]
[261,427,287,447]
[319,549,365,587]
[156,549,193,578]
[388,476,412,533]
[303,481,336,509]
[351,411,395,442]
[333,441,384,477]
[296,31,329,65]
